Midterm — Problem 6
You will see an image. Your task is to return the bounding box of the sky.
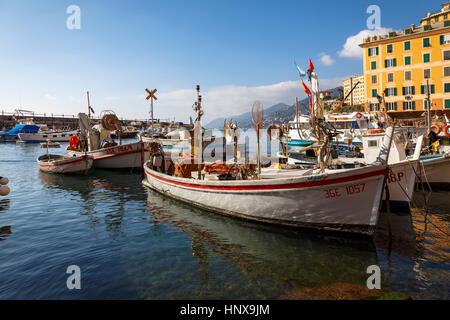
[0,0,441,123]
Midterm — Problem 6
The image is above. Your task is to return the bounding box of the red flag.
[308,58,314,75]
[302,80,312,95]
[308,97,312,110]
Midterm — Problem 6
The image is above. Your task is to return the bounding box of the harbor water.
[0,140,449,299]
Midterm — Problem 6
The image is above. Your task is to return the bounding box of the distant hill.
[205,86,343,129]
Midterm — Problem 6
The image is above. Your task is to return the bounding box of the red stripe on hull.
[145,168,386,191]
[38,158,89,167]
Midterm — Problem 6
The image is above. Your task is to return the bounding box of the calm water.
[0,140,448,299]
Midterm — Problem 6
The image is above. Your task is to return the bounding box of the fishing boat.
[143,79,394,236]
[419,153,450,188]
[37,154,93,174]
[18,130,77,143]
[66,111,149,170]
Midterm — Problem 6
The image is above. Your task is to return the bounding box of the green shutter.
[445,99,450,109]
[393,58,397,66]
[431,84,435,94]
[394,87,397,96]
[405,56,411,65]
[441,35,445,45]
[403,102,406,110]
[368,48,372,57]
[445,20,450,27]
[424,54,430,63]
[404,41,410,50]
[385,60,388,68]
[411,86,415,95]
[402,87,406,95]
[387,44,393,53]
[394,102,397,111]
[421,85,425,94]
[412,101,416,110]
[445,83,450,92]
[376,47,379,55]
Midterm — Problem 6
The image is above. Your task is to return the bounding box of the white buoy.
[0,177,8,185]
[0,186,10,196]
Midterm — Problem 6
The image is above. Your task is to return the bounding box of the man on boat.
[426,128,439,154]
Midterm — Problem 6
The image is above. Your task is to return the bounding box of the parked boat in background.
[18,130,77,143]
[419,153,450,189]
[0,124,40,142]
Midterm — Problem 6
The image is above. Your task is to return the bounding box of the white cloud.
[104,96,117,101]
[319,53,335,66]
[68,96,75,101]
[44,93,56,100]
[151,79,344,123]
[338,27,393,59]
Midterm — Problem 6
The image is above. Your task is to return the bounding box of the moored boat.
[37,154,93,174]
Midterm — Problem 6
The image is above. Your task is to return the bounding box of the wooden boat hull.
[143,163,387,235]
[67,142,149,169]
[420,154,450,187]
[37,155,93,174]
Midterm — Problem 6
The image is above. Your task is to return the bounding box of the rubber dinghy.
[37,154,93,174]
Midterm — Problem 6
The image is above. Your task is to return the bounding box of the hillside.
[205,86,343,129]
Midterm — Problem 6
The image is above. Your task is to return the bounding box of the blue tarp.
[0,125,40,135]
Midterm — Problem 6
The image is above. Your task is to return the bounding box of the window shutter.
[403,102,406,110]
[402,87,406,95]
[394,102,397,111]
[441,35,445,45]
[411,86,415,95]
[376,47,379,55]
[431,85,435,93]
[393,58,397,67]
[384,88,388,96]
[385,60,388,68]
[421,85,425,94]
[412,101,416,110]
[368,49,372,57]
[394,87,397,96]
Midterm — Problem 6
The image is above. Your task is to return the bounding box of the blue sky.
[0,0,441,122]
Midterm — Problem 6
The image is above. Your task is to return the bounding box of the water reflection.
[0,225,11,241]
[140,187,379,299]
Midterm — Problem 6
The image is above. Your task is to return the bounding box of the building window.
[372,89,378,98]
[421,84,435,94]
[424,25,431,31]
[385,58,396,68]
[445,14,448,20]
[423,53,430,63]
[404,41,411,50]
[445,99,450,109]
[403,101,415,110]
[371,61,377,70]
[368,47,379,56]
[440,34,450,44]
[371,75,377,84]
[387,73,394,82]
[369,103,380,111]
[444,66,450,76]
[423,38,431,47]
[405,71,412,81]
[405,56,411,65]
[403,86,415,95]
[445,20,450,27]
[385,87,397,97]
[424,100,430,109]
[445,83,450,92]
[435,17,439,23]
[444,50,450,60]
[424,69,431,79]
[386,102,398,111]
[387,44,393,54]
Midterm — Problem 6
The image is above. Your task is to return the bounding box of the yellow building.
[343,74,365,106]
[360,2,450,118]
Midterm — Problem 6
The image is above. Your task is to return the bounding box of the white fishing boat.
[37,154,93,174]
[288,112,382,147]
[66,111,150,169]
[419,153,450,188]
[18,130,77,143]
[143,80,394,236]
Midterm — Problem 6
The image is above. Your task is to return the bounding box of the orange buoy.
[367,129,385,134]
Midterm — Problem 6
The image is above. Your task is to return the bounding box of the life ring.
[367,129,385,134]
[355,113,363,120]
[444,125,450,137]
[430,125,441,135]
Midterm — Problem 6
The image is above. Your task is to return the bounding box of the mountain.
[205,86,343,129]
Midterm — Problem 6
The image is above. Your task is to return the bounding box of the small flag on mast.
[307,58,314,81]
[302,80,312,96]
[294,61,306,78]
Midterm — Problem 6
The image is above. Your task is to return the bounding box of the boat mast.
[193,85,203,180]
